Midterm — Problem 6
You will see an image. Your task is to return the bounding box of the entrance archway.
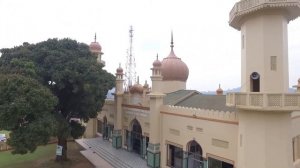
[131,119,143,155]
[186,140,203,168]
[102,116,109,140]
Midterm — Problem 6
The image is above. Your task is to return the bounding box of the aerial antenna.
[124,26,137,89]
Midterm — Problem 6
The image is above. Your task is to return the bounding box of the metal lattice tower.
[124,26,137,89]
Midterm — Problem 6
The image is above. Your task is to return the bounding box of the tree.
[0,74,57,154]
[0,39,115,161]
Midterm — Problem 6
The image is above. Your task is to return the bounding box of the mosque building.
[81,1,300,168]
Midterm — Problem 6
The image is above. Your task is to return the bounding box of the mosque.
[81,1,300,168]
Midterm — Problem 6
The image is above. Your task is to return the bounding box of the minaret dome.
[89,33,102,54]
[161,32,189,82]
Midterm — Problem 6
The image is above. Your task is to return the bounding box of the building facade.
[84,1,300,167]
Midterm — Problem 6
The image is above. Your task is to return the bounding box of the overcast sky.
[0,0,299,91]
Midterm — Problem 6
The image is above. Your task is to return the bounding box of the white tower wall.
[241,10,289,93]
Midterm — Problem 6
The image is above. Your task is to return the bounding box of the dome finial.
[170,31,174,49]
[94,33,97,42]
[156,53,159,60]
[216,84,223,95]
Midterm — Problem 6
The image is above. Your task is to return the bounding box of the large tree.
[0,39,115,161]
[0,74,57,154]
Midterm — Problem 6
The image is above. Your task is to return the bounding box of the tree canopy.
[0,39,115,159]
[0,74,57,154]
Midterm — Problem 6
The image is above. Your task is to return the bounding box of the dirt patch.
[34,142,94,168]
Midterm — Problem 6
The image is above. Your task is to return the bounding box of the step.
[82,140,132,168]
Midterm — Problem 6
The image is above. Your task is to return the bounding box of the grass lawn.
[0,142,94,168]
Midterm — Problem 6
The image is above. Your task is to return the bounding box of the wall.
[292,111,300,165]
[240,10,289,93]
[162,81,186,93]
[160,105,238,167]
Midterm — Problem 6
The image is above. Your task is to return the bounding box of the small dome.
[116,66,123,74]
[89,42,102,53]
[216,84,223,95]
[89,34,102,53]
[298,78,300,83]
[153,54,162,67]
[153,59,162,67]
[130,83,144,94]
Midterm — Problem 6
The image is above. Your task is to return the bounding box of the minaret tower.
[147,54,164,168]
[124,26,137,89]
[112,64,124,149]
[228,1,300,168]
[89,33,105,65]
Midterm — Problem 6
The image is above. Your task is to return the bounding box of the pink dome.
[116,66,123,74]
[161,49,189,82]
[89,42,102,53]
[153,54,162,67]
[130,83,144,94]
[89,34,102,53]
[216,84,223,95]
[153,59,162,67]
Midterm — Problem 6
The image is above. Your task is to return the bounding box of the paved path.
[76,138,148,168]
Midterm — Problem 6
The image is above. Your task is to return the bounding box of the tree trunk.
[55,137,68,161]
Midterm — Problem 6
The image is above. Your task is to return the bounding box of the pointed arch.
[102,116,109,140]
[187,140,203,156]
[129,118,143,155]
[130,119,142,134]
[103,116,107,125]
[186,140,203,168]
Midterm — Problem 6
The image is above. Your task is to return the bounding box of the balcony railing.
[226,92,300,111]
[229,0,300,23]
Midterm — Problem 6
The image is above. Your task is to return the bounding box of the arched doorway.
[131,119,143,155]
[102,116,109,140]
[186,140,203,168]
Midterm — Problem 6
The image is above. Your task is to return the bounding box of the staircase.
[79,138,148,168]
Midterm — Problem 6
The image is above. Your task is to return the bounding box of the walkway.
[76,137,148,168]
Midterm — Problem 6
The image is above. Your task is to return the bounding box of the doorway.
[102,116,109,140]
[131,119,142,155]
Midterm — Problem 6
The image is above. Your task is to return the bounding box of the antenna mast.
[125,26,137,89]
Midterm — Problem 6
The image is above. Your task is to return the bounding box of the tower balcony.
[229,0,300,30]
[226,92,300,111]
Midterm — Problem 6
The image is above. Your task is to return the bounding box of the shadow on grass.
[0,142,94,168]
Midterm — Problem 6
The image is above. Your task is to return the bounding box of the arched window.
[250,72,260,92]
[186,140,203,168]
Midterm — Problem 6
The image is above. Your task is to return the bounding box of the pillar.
[112,65,124,149]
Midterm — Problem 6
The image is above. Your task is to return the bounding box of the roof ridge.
[173,91,200,105]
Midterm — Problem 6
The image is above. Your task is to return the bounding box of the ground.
[0,141,94,168]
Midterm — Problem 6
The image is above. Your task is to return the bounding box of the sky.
[0,0,299,91]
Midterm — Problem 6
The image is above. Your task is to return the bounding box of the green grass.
[0,142,94,168]
[0,144,55,168]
